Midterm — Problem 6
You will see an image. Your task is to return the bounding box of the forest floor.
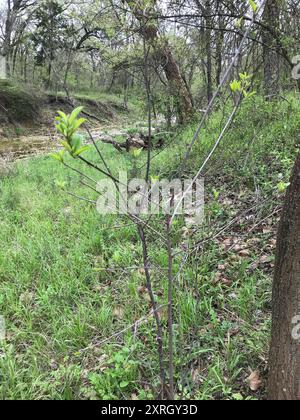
[0,92,299,400]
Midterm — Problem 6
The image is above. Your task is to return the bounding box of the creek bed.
[0,135,57,160]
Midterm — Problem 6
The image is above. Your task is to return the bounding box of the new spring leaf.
[249,0,257,13]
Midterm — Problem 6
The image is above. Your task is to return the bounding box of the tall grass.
[0,94,299,399]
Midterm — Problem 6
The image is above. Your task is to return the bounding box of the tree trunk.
[215,21,224,85]
[160,44,194,124]
[268,151,300,400]
[47,59,52,90]
[262,0,280,98]
[2,1,31,78]
[124,0,194,124]
[2,1,13,77]
[205,0,213,103]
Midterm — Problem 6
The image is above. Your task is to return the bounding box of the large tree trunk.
[268,152,300,400]
[124,0,194,124]
[262,0,280,98]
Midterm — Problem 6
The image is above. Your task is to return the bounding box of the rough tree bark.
[268,152,300,400]
[124,0,194,124]
[262,0,280,98]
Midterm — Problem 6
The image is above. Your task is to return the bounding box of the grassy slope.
[0,94,299,400]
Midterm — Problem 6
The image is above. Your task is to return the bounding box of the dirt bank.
[0,82,133,159]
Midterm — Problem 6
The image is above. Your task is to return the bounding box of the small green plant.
[151,175,160,183]
[129,147,143,178]
[50,107,90,162]
[212,188,220,200]
[127,127,139,136]
[131,148,143,159]
[277,181,290,194]
[15,127,24,137]
[230,73,256,100]
[89,346,139,400]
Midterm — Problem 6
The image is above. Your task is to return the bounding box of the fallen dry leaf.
[113,307,124,318]
[247,370,262,391]
[214,271,222,281]
[191,367,201,383]
[19,291,35,305]
[137,285,146,294]
[259,255,272,264]
[228,327,240,337]
[220,278,232,286]
[233,244,243,252]
[142,292,152,303]
[262,228,272,234]
[222,238,233,250]
[238,249,251,257]
[156,306,168,322]
[182,227,190,238]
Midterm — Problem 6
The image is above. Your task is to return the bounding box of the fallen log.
[98,132,165,152]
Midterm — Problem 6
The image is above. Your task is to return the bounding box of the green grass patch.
[0,94,299,399]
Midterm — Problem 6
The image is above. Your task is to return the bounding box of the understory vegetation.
[0,95,298,400]
[1,0,300,401]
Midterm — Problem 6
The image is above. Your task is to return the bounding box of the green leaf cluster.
[230,73,256,100]
[51,107,90,162]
